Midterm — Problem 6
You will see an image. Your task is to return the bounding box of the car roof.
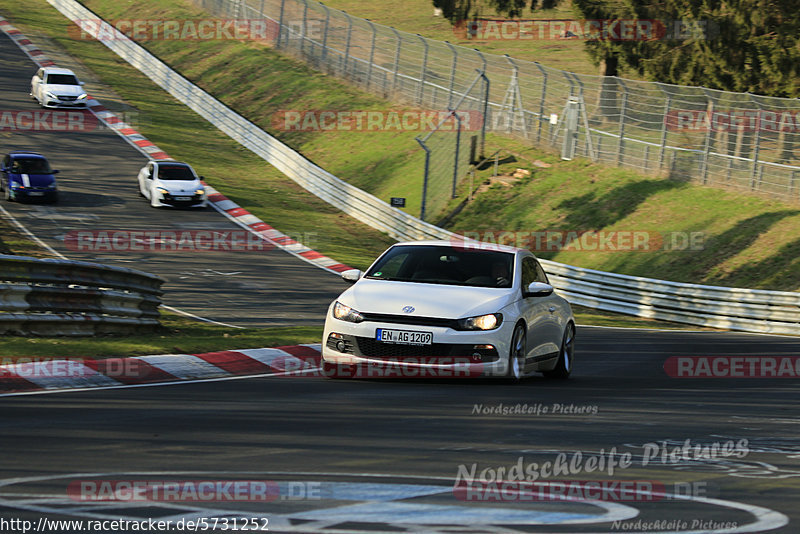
[7,151,46,159]
[393,239,522,254]
[154,160,191,167]
[42,67,77,76]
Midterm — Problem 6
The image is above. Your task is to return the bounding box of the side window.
[2,155,9,170]
[36,69,44,79]
[521,257,537,289]
[534,261,549,284]
[148,163,155,177]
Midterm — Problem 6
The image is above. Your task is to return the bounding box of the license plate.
[28,192,44,196]
[175,196,191,201]
[376,328,433,345]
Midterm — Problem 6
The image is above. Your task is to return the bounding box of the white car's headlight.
[457,313,503,331]
[45,92,57,99]
[195,189,205,196]
[77,93,88,100]
[156,187,169,195]
[332,301,364,323]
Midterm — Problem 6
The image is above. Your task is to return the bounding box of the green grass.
[0,312,321,361]
[321,0,607,76]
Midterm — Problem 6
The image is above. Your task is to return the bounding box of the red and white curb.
[0,16,352,275]
[0,344,322,396]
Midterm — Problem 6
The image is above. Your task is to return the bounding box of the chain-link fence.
[194,0,800,205]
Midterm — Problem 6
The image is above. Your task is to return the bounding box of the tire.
[506,324,526,380]
[543,323,574,379]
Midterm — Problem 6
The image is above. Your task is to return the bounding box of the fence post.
[749,94,762,190]
[616,78,628,167]
[343,13,353,75]
[300,0,308,54]
[657,85,670,171]
[452,111,462,198]
[320,3,330,64]
[364,19,377,89]
[700,89,715,185]
[391,27,401,95]
[415,137,431,221]
[479,68,489,160]
[275,0,287,48]
[445,41,458,109]
[417,34,428,106]
[534,62,547,144]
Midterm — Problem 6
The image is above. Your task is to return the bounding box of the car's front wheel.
[543,323,574,379]
[506,323,526,380]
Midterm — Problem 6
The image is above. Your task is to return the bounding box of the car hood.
[44,84,84,96]
[157,179,202,193]
[12,173,55,187]
[340,279,517,319]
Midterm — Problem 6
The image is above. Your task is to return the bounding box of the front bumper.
[11,188,58,202]
[42,97,88,108]
[153,193,207,208]
[321,316,514,378]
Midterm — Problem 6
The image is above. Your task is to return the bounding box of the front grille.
[58,95,78,101]
[355,336,498,363]
[360,313,459,329]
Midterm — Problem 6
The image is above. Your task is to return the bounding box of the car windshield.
[45,74,80,85]
[365,245,514,288]
[157,165,195,181]
[11,158,52,174]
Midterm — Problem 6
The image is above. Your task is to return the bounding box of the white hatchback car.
[30,67,88,108]
[137,160,207,208]
[322,240,575,379]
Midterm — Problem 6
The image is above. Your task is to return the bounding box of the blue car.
[1,151,59,203]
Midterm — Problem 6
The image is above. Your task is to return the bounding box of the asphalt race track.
[0,31,348,327]
[1,16,800,534]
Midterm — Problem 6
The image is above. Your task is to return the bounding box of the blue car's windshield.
[11,158,52,174]
[365,245,514,288]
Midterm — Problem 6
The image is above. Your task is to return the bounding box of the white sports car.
[30,67,88,108]
[321,240,575,379]
[137,160,207,208]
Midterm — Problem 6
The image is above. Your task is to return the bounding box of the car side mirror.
[341,269,362,284]
[524,282,554,298]
[52,169,60,174]
[79,81,85,85]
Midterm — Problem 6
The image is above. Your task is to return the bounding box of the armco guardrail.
[0,254,163,336]
[47,0,800,335]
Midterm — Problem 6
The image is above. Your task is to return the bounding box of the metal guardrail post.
[416,34,428,106]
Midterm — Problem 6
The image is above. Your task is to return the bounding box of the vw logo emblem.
[402,306,415,314]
